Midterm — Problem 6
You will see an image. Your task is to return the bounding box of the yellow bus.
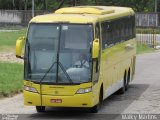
[16,6,136,113]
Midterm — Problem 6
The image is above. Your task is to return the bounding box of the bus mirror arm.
[16,55,24,59]
[92,38,99,59]
[16,36,25,59]
[16,53,25,59]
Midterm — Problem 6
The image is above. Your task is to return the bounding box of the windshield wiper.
[39,59,57,108]
[58,62,73,83]
[39,61,73,84]
[40,62,57,83]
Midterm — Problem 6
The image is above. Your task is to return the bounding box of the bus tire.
[118,72,127,94]
[36,106,45,112]
[90,104,99,113]
[125,69,130,91]
[90,86,103,113]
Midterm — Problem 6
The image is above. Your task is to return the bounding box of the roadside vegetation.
[0,62,23,97]
[0,25,25,30]
[136,44,155,54]
[0,28,25,97]
[0,28,26,52]
[136,28,160,34]
[0,0,155,12]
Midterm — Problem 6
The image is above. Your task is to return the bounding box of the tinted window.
[101,15,135,50]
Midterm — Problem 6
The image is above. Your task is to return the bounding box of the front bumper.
[24,90,95,107]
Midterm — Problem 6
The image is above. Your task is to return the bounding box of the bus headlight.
[24,86,37,93]
[76,87,92,94]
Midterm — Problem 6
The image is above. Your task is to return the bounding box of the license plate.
[50,99,62,103]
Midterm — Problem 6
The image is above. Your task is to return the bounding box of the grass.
[0,29,26,46]
[0,25,25,30]
[0,62,23,97]
[136,28,160,34]
[136,44,155,54]
[0,28,27,52]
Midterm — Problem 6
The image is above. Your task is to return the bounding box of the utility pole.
[155,0,157,12]
[32,0,35,17]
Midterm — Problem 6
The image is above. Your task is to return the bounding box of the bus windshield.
[25,23,93,84]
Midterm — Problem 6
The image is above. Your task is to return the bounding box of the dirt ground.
[0,52,23,63]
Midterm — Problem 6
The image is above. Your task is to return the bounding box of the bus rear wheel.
[36,106,45,112]
[125,69,131,91]
[118,72,127,94]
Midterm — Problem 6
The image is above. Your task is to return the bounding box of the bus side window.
[132,15,136,38]
[111,21,116,44]
[121,19,125,41]
[101,22,106,49]
[95,23,100,39]
[101,22,111,49]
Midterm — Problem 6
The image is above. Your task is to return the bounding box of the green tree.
[0,0,155,12]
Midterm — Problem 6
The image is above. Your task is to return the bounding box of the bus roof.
[30,6,134,24]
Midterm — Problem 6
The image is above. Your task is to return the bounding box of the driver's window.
[95,23,100,39]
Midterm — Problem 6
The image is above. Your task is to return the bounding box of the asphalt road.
[0,51,160,120]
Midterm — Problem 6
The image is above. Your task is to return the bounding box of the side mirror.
[16,36,25,59]
[92,38,99,59]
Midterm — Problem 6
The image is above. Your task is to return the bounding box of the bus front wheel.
[90,86,103,113]
[90,105,99,113]
[36,106,45,112]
